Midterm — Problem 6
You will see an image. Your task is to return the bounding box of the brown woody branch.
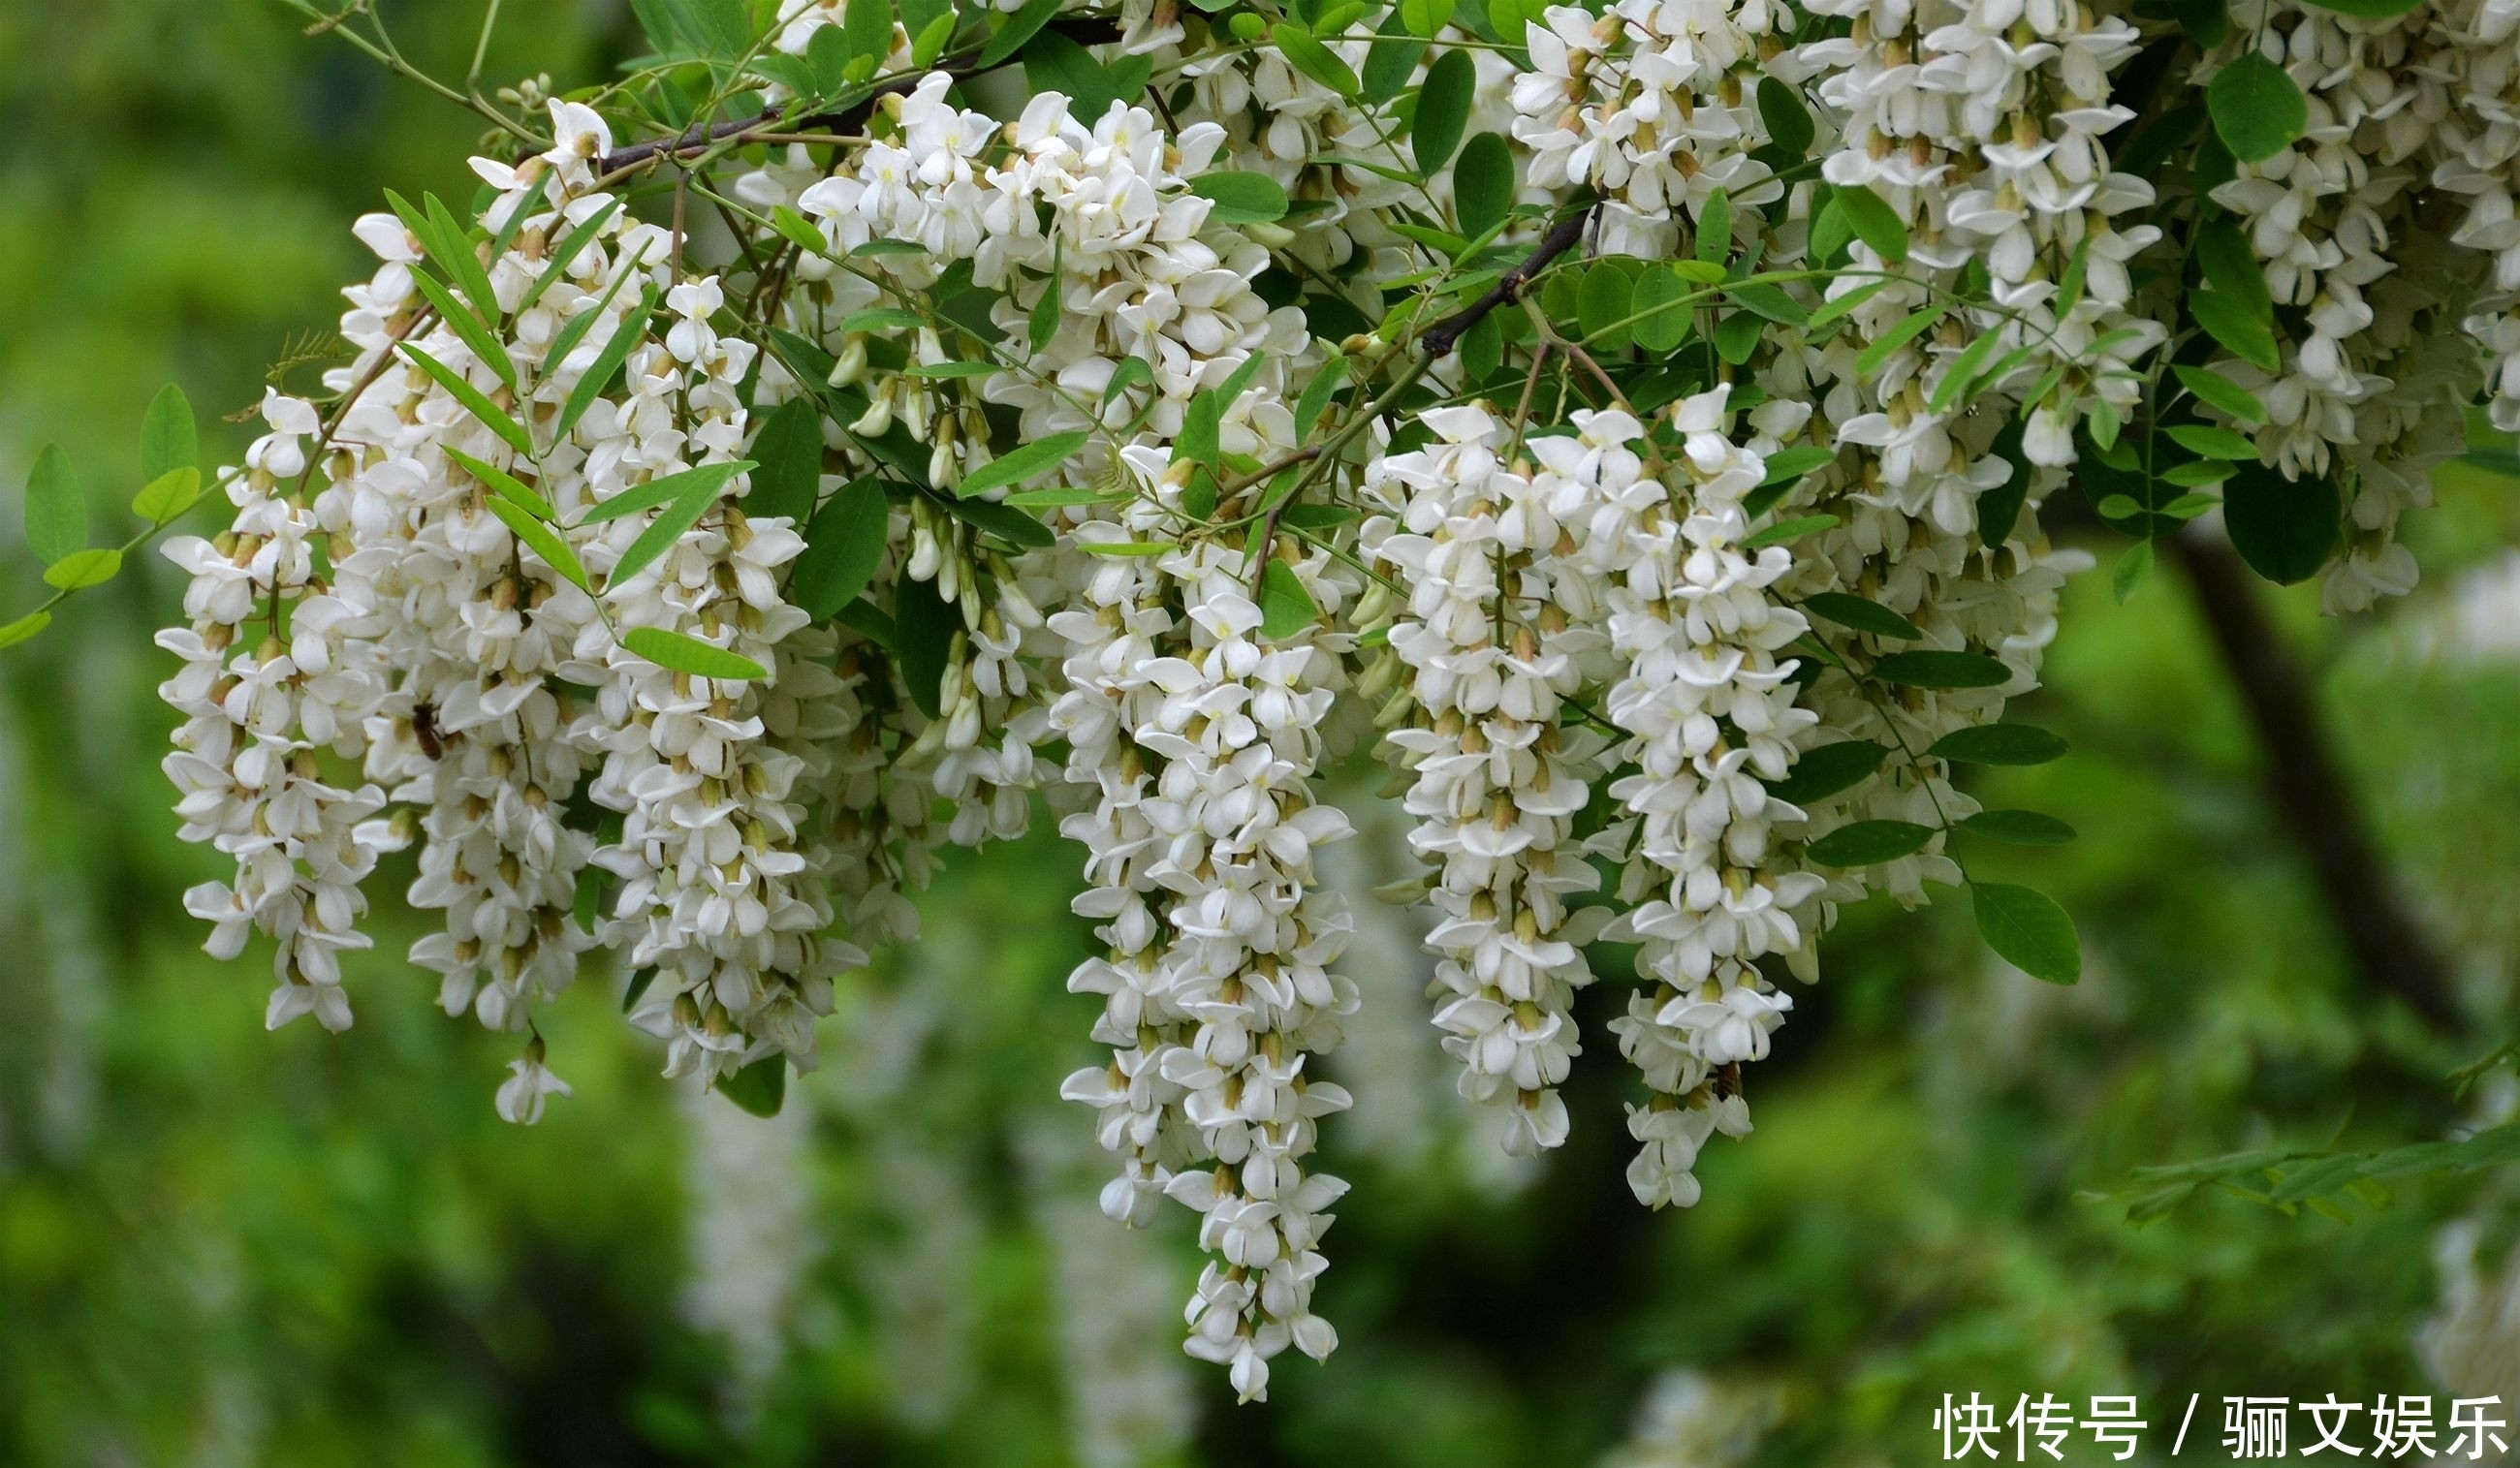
[1419,206,1593,359]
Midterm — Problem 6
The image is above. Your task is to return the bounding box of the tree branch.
[2165,527,2462,1034]
[1419,206,1593,359]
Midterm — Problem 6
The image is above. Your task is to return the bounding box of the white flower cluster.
[1366,405,1609,1157]
[1540,392,1818,1205]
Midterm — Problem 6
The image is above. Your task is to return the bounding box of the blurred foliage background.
[8,3,2520,1464]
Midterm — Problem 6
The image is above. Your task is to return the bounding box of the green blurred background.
[8,3,2520,1463]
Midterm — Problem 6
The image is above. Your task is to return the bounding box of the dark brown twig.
[1419,206,1594,359]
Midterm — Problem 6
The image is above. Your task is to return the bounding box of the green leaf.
[2190,291,2279,372]
[558,290,660,440]
[1452,132,1515,238]
[1190,172,1292,226]
[2193,219,2272,318]
[2222,461,2338,584]
[1833,185,1908,265]
[23,445,82,564]
[2094,493,2141,519]
[1803,591,1924,640]
[1413,49,1475,174]
[1807,820,1937,867]
[1713,304,1763,365]
[1028,241,1063,354]
[1809,195,1854,268]
[790,478,890,619]
[1360,10,1426,105]
[895,574,958,718]
[40,547,120,590]
[621,625,769,681]
[539,243,654,379]
[1627,267,1692,356]
[1104,357,1158,414]
[2208,53,2306,165]
[949,497,1056,549]
[1960,809,2078,845]
[1928,329,2006,414]
[1809,278,1892,330]
[912,8,956,66]
[1855,305,1947,380]
[1579,262,1636,352]
[744,399,826,522]
[401,343,535,458]
[1258,558,1322,639]
[487,497,592,593]
[2161,461,2235,489]
[421,193,504,328]
[2113,539,2154,602]
[1742,513,1838,549]
[1928,723,2068,765]
[979,0,1063,68]
[677,0,755,53]
[1870,649,2012,689]
[520,220,611,320]
[582,460,754,526]
[0,610,51,648]
[1978,421,2033,548]
[1402,0,1456,32]
[2159,490,2222,516]
[1755,77,1813,158]
[1764,740,1887,806]
[132,467,203,524]
[407,268,520,393]
[2174,363,2267,423]
[1972,883,2081,984]
[2167,424,2259,460]
[445,446,556,519]
[1695,187,1732,264]
[958,430,1091,499]
[1273,23,1362,97]
[141,385,198,484]
[609,475,740,591]
[1761,445,1835,487]
[1026,29,1150,124]
[716,1056,788,1116]
[845,0,894,68]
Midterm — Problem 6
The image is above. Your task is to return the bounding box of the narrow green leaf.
[23,445,82,564]
[2193,219,2272,318]
[1755,77,1813,157]
[487,497,592,592]
[2174,362,2268,423]
[959,430,1091,499]
[1452,132,1515,237]
[1763,740,1887,806]
[401,343,535,457]
[621,625,769,680]
[1808,819,1937,867]
[540,244,653,378]
[1855,305,1948,380]
[2114,539,2155,603]
[1833,185,1909,265]
[407,269,520,393]
[1803,591,1925,640]
[40,547,120,590]
[1928,329,2006,414]
[1190,172,1292,226]
[0,610,51,648]
[1273,22,1361,96]
[1742,513,1838,549]
[744,400,826,522]
[582,460,754,526]
[2167,424,2260,460]
[1402,0,1456,33]
[445,446,555,519]
[1870,649,2012,689]
[1413,49,1475,175]
[519,199,624,317]
[1961,809,2078,845]
[979,0,1063,67]
[1928,723,2068,765]
[558,290,660,440]
[1972,882,2081,984]
[141,385,198,484]
[1810,278,1892,330]
[609,476,740,591]
[1978,420,2033,548]
[422,193,503,327]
